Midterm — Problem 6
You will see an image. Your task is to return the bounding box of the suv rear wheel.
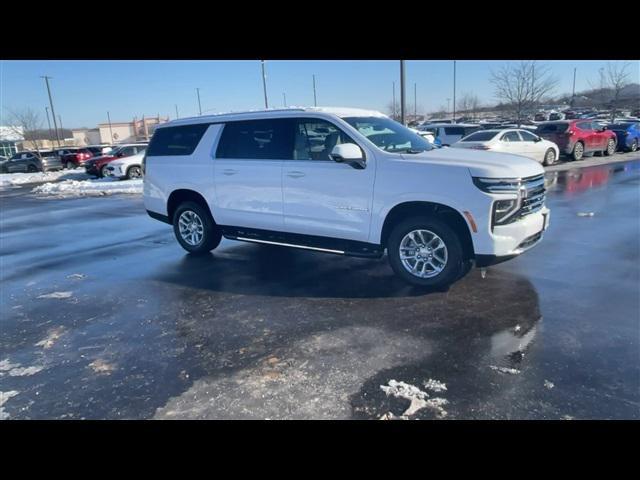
[387,216,464,288]
[571,141,584,161]
[173,201,222,254]
[604,138,616,156]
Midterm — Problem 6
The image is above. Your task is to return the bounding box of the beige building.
[71,116,169,146]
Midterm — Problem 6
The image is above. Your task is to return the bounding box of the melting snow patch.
[544,380,555,390]
[577,212,595,217]
[32,178,142,197]
[8,366,44,377]
[67,273,86,280]
[89,359,116,374]
[35,327,65,349]
[0,359,21,372]
[0,170,88,188]
[380,380,449,418]
[423,378,447,393]
[0,391,20,420]
[37,291,73,299]
[489,365,521,375]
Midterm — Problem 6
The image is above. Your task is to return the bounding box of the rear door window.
[146,124,209,156]
[501,131,522,142]
[577,122,593,131]
[216,119,294,160]
[519,130,538,141]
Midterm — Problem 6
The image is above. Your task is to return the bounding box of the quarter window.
[146,124,209,156]
[519,130,538,141]
[216,119,294,160]
[293,119,357,161]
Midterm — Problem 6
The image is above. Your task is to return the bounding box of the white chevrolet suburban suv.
[143,107,550,288]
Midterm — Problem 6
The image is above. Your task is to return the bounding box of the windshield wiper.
[397,148,426,154]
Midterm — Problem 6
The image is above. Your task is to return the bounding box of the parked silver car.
[0,150,63,173]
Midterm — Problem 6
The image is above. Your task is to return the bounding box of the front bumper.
[475,207,550,266]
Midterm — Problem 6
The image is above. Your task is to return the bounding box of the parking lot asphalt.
[1,157,639,419]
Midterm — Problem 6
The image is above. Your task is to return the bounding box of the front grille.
[517,174,545,219]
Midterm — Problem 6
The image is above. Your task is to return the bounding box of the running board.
[221,226,384,258]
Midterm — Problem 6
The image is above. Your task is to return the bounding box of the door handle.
[222,169,238,176]
[286,171,305,179]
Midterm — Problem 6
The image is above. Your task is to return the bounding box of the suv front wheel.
[173,201,222,254]
[387,216,464,288]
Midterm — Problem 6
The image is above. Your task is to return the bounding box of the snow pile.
[0,170,88,188]
[0,390,20,420]
[37,291,73,299]
[32,178,142,197]
[489,365,521,375]
[380,379,449,419]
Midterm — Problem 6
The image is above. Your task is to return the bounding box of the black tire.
[27,165,38,173]
[387,216,464,288]
[65,162,75,169]
[543,148,556,166]
[172,201,222,255]
[604,138,616,156]
[571,141,584,161]
[100,164,110,178]
[126,165,142,179]
[630,139,638,153]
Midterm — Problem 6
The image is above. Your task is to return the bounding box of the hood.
[402,147,544,179]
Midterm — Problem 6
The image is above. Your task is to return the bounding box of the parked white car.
[451,129,560,166]
[144,107,550,288]
[105,152,145,179]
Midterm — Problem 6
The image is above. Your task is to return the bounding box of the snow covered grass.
[32,177,142,197]
[0,169,89,188]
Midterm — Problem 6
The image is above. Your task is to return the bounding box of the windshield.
[343,116,433,153]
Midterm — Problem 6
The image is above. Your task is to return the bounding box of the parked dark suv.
[0,150,63,173]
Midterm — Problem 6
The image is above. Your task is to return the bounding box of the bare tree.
[5,107,44,152]
[490,61,559,125]
[604,62,632,121]
[457,93,481,120]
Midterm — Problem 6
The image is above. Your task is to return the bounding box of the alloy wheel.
[178,210,204,246]
[399,229,448,278]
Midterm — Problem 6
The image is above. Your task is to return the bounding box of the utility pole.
[312,74,317,106]
[196,88,202,116]
[41,76,61,147]
[392,82,396,119]
[452,60,457,123]
[107,111,114,144]
[58,115,64,145]
[571,67,577,107]
[400,60,406,125]
[261,60,269,109]
[283,93,287,107]
[175,104,179,119]
[44,107,53,144]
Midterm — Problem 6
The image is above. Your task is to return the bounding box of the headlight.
[473,177,524,226]
[492,199,520,225]
[472,177,521,193]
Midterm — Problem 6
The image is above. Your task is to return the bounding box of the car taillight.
[567,130,574,136]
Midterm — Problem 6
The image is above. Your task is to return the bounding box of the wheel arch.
[167,189,215,224]
[380,201,475,260]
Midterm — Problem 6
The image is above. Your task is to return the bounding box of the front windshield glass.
[343,116,433,153]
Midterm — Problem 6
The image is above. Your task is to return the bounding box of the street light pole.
[175,104,179,119]
[452,60,457,123]
[58,115,64,145]
[261,60,269,109]
[196,88,202,116]
[107,111,114,144]
[312,74,317,107]
[400,60,406,125]
[283,92,287,107]
[41,76,61,147]
[571,67,577,107]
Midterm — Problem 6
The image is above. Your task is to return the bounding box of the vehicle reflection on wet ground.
[0,158,638,419]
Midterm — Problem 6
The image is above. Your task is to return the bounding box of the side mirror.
[534,136,542,142]
[329,143,365,169]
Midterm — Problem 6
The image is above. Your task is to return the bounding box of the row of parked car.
[412,118,640,165]
[0,143,148,179]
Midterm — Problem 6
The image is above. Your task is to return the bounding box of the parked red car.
[536,120,617,161]
[84,144,147,178]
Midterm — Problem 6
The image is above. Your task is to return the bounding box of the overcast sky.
[2,60,637,128]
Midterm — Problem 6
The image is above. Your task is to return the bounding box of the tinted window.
[444,127,465,136]
[576,122,592,131]
[460,131,499,142]
[536,123,569,134]
[501,131,522,142]
[147,124,209,156]
[216,119,294,160]
[463,126,480,136]
[293,119,357,161]
[519,130,538,141]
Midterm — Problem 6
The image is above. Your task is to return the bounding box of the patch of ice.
[489,365,521,375]
[0,170,88,188]
[8,366,44,377]
[380,380,449,418]
[0,391,20,420]
[32,177,142,197]
[0,359,20,371]
[544,380,555,390]
[67,273,86,280]
[423,378,447,393]
[577,212,595,217]
[37,291,73,299]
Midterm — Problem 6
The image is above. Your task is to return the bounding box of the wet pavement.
[1,158,639,419]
